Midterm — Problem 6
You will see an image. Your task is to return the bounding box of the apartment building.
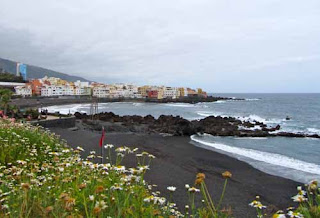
[138,85,151,97]
[92,85,111,98]
[14,85,32,97]
[163,87,179,99]
[41,85,64,96]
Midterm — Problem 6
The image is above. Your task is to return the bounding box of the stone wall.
[29,116,76,128]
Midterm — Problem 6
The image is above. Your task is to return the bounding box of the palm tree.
[0,89,13,115]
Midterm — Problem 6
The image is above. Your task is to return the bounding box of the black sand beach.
[49,125,300,217]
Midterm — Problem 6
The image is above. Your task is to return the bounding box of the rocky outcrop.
[74,112,320,138]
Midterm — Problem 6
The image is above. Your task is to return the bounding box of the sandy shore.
[49,125,300,217]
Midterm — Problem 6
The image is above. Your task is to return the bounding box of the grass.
[0,117,319,218]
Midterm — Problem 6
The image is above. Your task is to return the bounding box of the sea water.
[44,93,320,183]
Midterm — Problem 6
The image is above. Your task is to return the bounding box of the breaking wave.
[196,112,283,125]
[245,98,260,101]
[191,134,320,175]
[132,103,143,107]
[165,103,195,108]
[43,104,91,115]
[197,111,224,117]
[237,114,283,124]
[213,100,227,104]
[307,128,320,135]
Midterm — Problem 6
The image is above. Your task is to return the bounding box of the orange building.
[28,79,43,96]
[187,88,197,96]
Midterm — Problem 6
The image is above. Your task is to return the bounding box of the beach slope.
[49,127,300,217]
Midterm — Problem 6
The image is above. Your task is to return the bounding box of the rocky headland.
[74,112,320,139]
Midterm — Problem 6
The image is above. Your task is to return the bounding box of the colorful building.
[178,87,188,97]
[29,79,43,96]
[138,85,151,97]
[14,75,208,99]
[197,88,208,98]
[147,90,159,99]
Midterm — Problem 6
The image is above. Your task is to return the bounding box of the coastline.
[12,97,319,139]
[10,96,242,108]
[49,125,300,217]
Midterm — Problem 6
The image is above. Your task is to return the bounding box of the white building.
[74,87,91,96]
[74,80,89,88]
[163,87,179,99]
[92,84,142,98]
[126,84,138,93]
[119,84,141,98]
[92,85,111,98]
[14,85,32,97]
[64,85,75,96]
[74,80,91,96]
[41,85,65,96]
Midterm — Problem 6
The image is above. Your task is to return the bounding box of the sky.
[0,0,320,93]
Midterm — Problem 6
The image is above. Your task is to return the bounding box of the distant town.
[9,63,208,99]
[14,76,208,99]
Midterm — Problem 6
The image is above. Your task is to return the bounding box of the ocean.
[44,93,320,183]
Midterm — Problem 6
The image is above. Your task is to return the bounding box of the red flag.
[99,127,105,147]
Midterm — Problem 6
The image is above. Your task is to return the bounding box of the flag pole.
[100,127,105,164]
[102,127,104,164]
[101,144,103,164]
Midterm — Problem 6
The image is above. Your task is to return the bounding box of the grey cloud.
[0,0,320,92]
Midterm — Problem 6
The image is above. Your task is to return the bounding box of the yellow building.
[178,88,185,97]
[157,87,164,99]
[197,88,207,98]
[138,85,151,97]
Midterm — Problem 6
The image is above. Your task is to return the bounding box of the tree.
[0,88,13,115]
[0,71,26,83]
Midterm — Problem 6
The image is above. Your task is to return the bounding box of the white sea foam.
[197,112,213,117]
[234,137,267,140]
[132,103,143,107]
[197,112,283,126]
[307,128,320,135]
[43,104,90,114]
[238,125,262,131]
[270,126,320,136]
[213,100,227,104]
[237,114,283,124]
[195,103,209,108]
[197,111,224,117]
[245,98,260,101]
[191,135,320,175]
[165,103,195,108]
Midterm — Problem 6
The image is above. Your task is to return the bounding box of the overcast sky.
[1,0,320,92]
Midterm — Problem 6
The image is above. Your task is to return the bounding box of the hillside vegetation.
[0,71,25,83]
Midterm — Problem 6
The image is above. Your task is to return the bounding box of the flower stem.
[217,179,228,210]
